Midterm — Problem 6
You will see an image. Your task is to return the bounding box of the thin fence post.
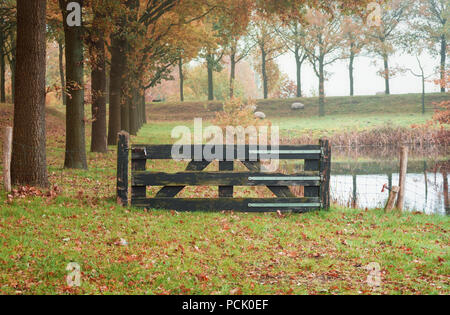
[320,138,331,210]
[219,161,234,197]
[396,146,408,210]
[117,131,129,206]
[3,126,12,192]
[385,186,399,212]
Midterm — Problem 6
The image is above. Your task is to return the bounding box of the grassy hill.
[0,99,449,295]
[148,93,449,121]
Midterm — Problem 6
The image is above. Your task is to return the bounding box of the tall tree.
[342,15,368,96]
[228,36,254,98]
[276,20,308,97]
[59,0,88,169]
[11,0,49,187]
[205,52,224,101]
[366,0,408,95]
[249,14,285,99]
[411,0,448,93]
[88,4,108,153]
[47,9,67,106]
[106,1,129,144]
[302,7,345,116]
[107,33,126,144]
[0,1,16,103]
[0,24,5,103]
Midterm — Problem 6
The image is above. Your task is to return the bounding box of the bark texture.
[11,0,49,187]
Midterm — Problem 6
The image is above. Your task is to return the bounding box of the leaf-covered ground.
[0,195,448,295]
[0,102,448,295]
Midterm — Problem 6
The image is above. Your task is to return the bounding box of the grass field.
[0,94,449,295]
[132,112,437,144]
[148,93,449,121]
[144,93,449,144]
[1,198,448,295]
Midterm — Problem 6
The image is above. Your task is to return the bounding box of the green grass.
[0,97,449,295]
[143,93,448,143]
[134,112,435,145]
[1,195,449,295]
[148,93,449,121]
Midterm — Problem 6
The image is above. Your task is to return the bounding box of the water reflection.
[282,145,449,215]
[330,146,449,215]
[331,173,449,215]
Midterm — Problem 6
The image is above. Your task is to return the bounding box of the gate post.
[320,139,331,210]
[117,131,129,206]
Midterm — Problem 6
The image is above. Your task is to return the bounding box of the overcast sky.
[277,51,443,97]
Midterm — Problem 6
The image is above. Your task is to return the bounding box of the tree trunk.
[207,55,214,101]
[107,35,125,145]
[230,52,236,98]
[90,35,107,153]
[139,88,144,128]
[123,0,139,134]
[262,48,268,99]
[319,58,325,117]
[0,32,6,103]
[11,0,49,187]
[295,48,302,98]
[9,54,15,103]
[421,75,425,115]
[383,53,390,95]
[129,88,139,136]
[5,37,16,103]
[121,87,130,133]
[440,35,446,93]
[142,89,147,124]
[61,0,88,169]
[58,40,66,106]
[105,63,110,105]
[179,57,184,102]
[349,50,355,97]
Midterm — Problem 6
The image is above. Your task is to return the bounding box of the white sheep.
[254,112,266,119]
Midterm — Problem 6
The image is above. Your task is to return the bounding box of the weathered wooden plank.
[131,144,321,160]
[117,131,129,206]
[132,171,321,186]
[219,161,234,197]
[3,127,12,192]
[320,139,331,210]
[155,160,211,197]
[304,159,320,198]
[131,147,147,199]
[396,146,408,211]
[132,197,322,212]
[241,161,296,198]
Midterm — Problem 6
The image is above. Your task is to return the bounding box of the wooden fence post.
[117,131,129,206]
[219,161,234,197]
[3,126,12,192]
[320,139,331,210]
[396,146,408,210]
[384,186,399,212]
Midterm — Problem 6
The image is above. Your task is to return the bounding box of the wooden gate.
[117,133,331,213]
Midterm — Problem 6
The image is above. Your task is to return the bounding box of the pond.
[329,145,449,215]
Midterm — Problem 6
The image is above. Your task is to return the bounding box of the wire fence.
[1,139,449,214]
[330,173,449,215]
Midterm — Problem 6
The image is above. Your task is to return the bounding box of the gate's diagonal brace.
[241,161,295,198]
[155,160,211,197]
